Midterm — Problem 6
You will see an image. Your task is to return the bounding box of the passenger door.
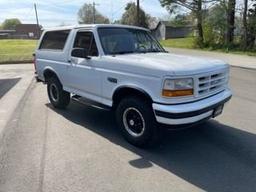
[67,31,102,101]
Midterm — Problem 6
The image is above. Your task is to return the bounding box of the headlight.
[162,78,194,97]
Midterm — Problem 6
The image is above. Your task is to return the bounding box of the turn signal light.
[162,89,193,97]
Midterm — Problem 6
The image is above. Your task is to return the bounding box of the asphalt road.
[0,66,256,192]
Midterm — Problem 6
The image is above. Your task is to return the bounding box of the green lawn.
[0,39,37,63]
[160,37,195,49]
[160,37,256,56]
[0,38,255,64]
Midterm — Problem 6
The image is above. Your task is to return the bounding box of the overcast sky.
[0,0,170,27]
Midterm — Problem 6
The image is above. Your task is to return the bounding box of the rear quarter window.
[39,30,70,50]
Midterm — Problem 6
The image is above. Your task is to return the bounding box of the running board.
[71,95,111,111]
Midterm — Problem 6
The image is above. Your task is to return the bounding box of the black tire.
[116,96,160,148]
[47,77,70,109]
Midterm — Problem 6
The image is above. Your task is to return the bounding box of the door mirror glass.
[71,48,90,59]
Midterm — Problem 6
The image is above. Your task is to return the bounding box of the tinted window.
[40,30,70,50]
[73,32,98,56]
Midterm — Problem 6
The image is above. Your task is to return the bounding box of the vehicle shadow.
[46,101,256,192]
[0,78,21,99]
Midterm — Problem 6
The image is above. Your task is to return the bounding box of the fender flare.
[43,67,59,82]
[112,85,153,106]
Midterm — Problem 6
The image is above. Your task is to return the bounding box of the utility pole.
[92,2,99,24]
[110,1,113,24]
[34,3,40,38]
[93,2,96,24]
[137,0,140,26]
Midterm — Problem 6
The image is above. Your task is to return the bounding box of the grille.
[196,70,228,97]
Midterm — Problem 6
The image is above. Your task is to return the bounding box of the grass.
[160,37,256,56]
[160,37,195,49]
[0,38,255,64]
[0,39,37,64]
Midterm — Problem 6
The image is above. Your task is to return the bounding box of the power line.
[111,1,132,18]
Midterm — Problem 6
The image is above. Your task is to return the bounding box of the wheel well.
[43,69,58,83]
[112,87,153,108]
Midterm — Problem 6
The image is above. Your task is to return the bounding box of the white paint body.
[35,24,232,125]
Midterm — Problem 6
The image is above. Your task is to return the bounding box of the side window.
[73,32,99,56]
[39,30,70,50]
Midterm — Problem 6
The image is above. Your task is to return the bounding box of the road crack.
[38,106,49,192]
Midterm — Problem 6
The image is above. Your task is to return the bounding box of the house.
[14,24,42,39]
[0,24,42,39]
[0,30,15,38]
[151,21,194,40]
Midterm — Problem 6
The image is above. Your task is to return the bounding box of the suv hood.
[110,52,229,76]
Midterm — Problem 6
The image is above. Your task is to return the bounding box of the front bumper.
[153,89,232,125]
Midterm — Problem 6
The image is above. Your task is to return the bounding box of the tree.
[241,0,248,49]
[147,16,159,29]
[226,0,236,47]
[2,18,21,30]
[241,0,256,50]
[160,0,208,46]
[169,14,192,27]
[203,3,227,46]
[121,2,150,28]
[247,0,256,49]
[78,3,109,24]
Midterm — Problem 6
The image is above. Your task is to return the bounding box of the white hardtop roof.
[43,24,149,32]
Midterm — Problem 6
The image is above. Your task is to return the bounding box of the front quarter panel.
[98,58,162,106]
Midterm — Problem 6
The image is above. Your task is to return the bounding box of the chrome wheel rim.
[123,107,145,137]
[50,84,59,102]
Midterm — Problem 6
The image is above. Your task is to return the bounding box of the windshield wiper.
[148,50,169,53]
[149,50,163,53]
[110,51,135,55]
[137,50,163,54]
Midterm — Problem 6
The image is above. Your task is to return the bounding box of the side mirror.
[71,48,90,59]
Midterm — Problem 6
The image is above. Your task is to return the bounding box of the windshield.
[98,27,166,55]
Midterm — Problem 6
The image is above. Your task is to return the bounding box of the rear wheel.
[47,77,70,109]
[116,96,160,148]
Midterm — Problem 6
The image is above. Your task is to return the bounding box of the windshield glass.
[98,27,165,55]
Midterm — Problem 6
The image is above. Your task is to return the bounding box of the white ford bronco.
[35,24,232,147]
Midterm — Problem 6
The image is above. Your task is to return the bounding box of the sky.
[0,0,170,27]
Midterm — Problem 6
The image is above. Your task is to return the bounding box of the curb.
[0,61,32,65]
[229,65,256,71]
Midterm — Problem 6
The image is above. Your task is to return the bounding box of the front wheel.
[116,96,160,148]
[47,77,70,109]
